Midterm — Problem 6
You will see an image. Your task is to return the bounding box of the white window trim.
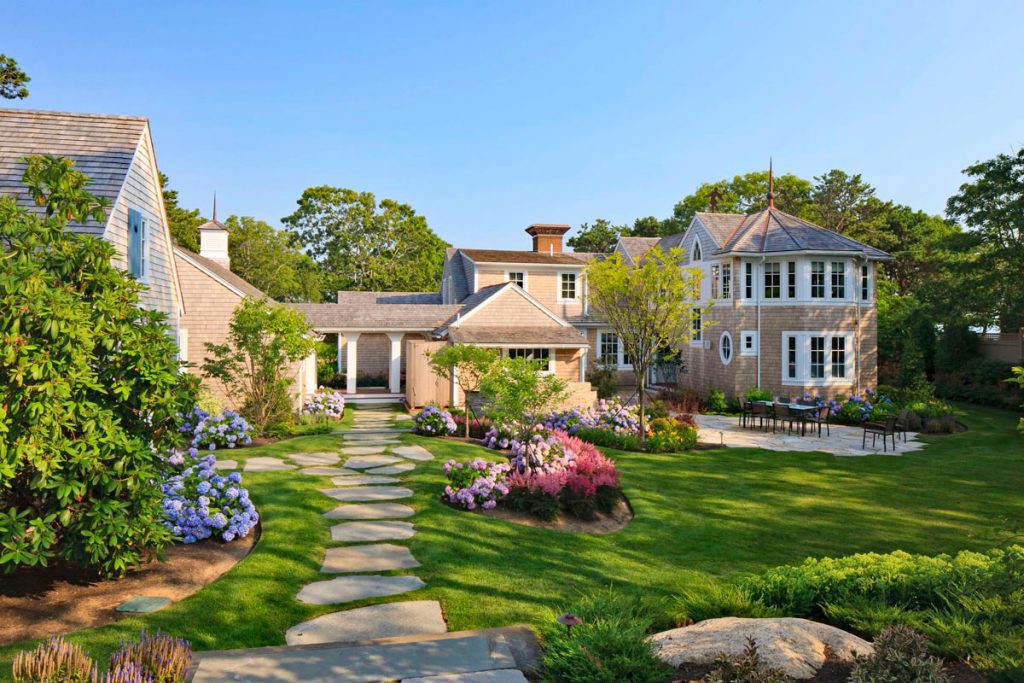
[506,347,554,375]
[692,239,702,262]
[740,330,758,356]
[597,329,633,370]
[504,270,528,291]
[557,271,579,302]
[719,331,733,365]
[690,308,703,347]
[780,330,855,387]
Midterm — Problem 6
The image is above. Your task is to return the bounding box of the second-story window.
[787,261,796,298]
[831,261,846,299]
[559,272,578,300]
[711,264,720,299]
[811,261,826,298]
[722,264,731,299]
[692,307,703,342]
[744,263,753,299]
[507,271,525,289]
[861,264,870,301]
[764,262,781,299]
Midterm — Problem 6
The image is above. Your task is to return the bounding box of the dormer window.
[506,271,526,289]
[692,240,702,262]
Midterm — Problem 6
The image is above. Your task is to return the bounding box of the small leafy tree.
[202,297,317,433]
[0,54,30,99]
[1,155,196,576]
[428,343,499,437]
[585,247,705,442]
[479,356,568,437]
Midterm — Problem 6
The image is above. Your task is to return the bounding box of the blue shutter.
[127,209,142,277]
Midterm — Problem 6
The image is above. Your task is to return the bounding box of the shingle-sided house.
[0,109,183,340]
[613,203,889,399]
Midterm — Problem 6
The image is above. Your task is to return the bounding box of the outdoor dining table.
[753,401,819,436]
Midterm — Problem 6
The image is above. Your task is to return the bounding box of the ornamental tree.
[0,155,196,577]
[202,297,317,433]
[585,247,706,442]
[428,343,499,437]
[479,356,568,438]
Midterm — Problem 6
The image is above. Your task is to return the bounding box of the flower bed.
[178,406,253,450]
[302,387,345,419]
[443,430,623,522]
[414,405,458,436]
[162,451,258,544]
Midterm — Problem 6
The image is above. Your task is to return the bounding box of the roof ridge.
[768,208,802,251]
[715,213,750,251]
[0,107,149,122]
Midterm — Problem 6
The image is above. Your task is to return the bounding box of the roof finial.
[767,158,775,209]
[212,192,217,222]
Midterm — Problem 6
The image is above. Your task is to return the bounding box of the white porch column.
[336,334,343,374]
[387,332,404,394]
[579,348,588,382]
[344,332,360,394]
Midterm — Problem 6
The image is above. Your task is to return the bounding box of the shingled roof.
[293,294,461,331]
[458,248,588,265]
[174,247,267,300]
[449,325,589,347]
[0,109,148,236]
[709,208,889,258]
[617,237,661,263]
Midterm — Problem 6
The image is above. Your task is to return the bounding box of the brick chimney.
[525,224,571,254]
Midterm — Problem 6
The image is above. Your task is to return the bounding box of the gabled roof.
[692,212,747,246]
[0,109,148,235]
[705,208,889,258]
[174,247,267,300]
[458,248,588,265]
[442,247,472,303]
[293,293,461,331]
[616,237,661,264]
[436,281,570,334]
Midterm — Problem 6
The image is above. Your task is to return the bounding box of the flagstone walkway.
[192,407,533,681]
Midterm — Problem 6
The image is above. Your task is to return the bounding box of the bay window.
[811,261,825,298]
[787,261,796,298]
[831,261,846,299]
[722,263,731,299]
[711,264,720,299]
[764,262,781,299]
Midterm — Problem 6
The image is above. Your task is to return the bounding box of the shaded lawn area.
[0,403,1020,674]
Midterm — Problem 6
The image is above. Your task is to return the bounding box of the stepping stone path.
[290,452,339,466]
[340,445,389,455]
[286,601,446,645]
[365,462,417,475]
[213,458,237,470]
[243,456,296,472]
[344,454,405,469]
[393,445,435,461]
[330,520,416,542]
[321,542,421,573]
[296,574,424,605]
[324,486,413,502]
[302,466,357,477]
[328,475,400,487]
[325,502,415,519]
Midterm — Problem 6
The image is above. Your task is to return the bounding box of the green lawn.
[1,403,1021,676]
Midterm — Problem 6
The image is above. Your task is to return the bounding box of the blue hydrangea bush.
[791,388,898,424]
[414,405,458,436]
[178,406,253,451]
[540,399,642,436]
[161,451,258,544]
[302,387,345,419]
[442,458,512,510]
[481,420,519,449]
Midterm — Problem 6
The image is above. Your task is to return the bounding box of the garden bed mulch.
[667,657,985,683]
[473,498,633,534]
[0,529,257,646]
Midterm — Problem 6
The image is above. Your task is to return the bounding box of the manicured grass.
[1,403,1021,676]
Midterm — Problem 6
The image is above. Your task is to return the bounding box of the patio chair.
[802,405,831,438]
[739,401,753,429]
[894,409,911,442]
[751,401,772,431]
[773,403,796,435]
[862,416,898,452]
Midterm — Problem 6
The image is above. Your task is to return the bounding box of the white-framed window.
[721,263,731,299]
[787,261,797,298]
[691,308,703,344]
[558,272,578,301]
[740,330,758,356]
[506,271,527,290]
[719,331,733,365]
[711,264,720,299]
[781,331,854,386]
[830,261,846,299]
[507,347,553,374]
[810,261,826,298]
[127,208,149,281]
[861,264,870,301]
[744,262,753,299]
[692,240,702,262]
[597,330,632,369]
[764,262,781,299]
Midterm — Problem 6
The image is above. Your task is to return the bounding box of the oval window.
[720,332,733,365]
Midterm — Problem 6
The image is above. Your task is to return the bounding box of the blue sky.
[6,1,1023,249]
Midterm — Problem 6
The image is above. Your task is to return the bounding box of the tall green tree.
[947,149,1024,331]
[670,170,813,227]
[567,218,627,253]
[159,173,204,252]
[202,297,317,433]
[282,186,449,296]
[1,155,195,576]
[224,215,322,302]
[585,248,706,441]
[0,54,30,99]
[628,215,666,237]
[807,169,878,233]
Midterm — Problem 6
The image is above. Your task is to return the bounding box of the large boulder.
[649,617,873,679]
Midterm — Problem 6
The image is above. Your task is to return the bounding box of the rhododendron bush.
[442,430,622,521]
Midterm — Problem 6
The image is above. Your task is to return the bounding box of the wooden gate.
[405,340,450,408]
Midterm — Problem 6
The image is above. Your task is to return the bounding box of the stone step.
[296,574,424,605]
[290,452,340,466]
[243,457,296,472]
[287,600,445,645]
[403,670,529,683]
[190,626,538,683]
[330,520,415,542]
[302,466,359,477]
[321,486,413,502]
[321,543,420,573]
[327,475,400,488]
[340,446,389,455]
[347,428,412,435]
[343,454,404,469]
[392,445,435,461]
[324,503,415,520]
[364,463,416,475]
